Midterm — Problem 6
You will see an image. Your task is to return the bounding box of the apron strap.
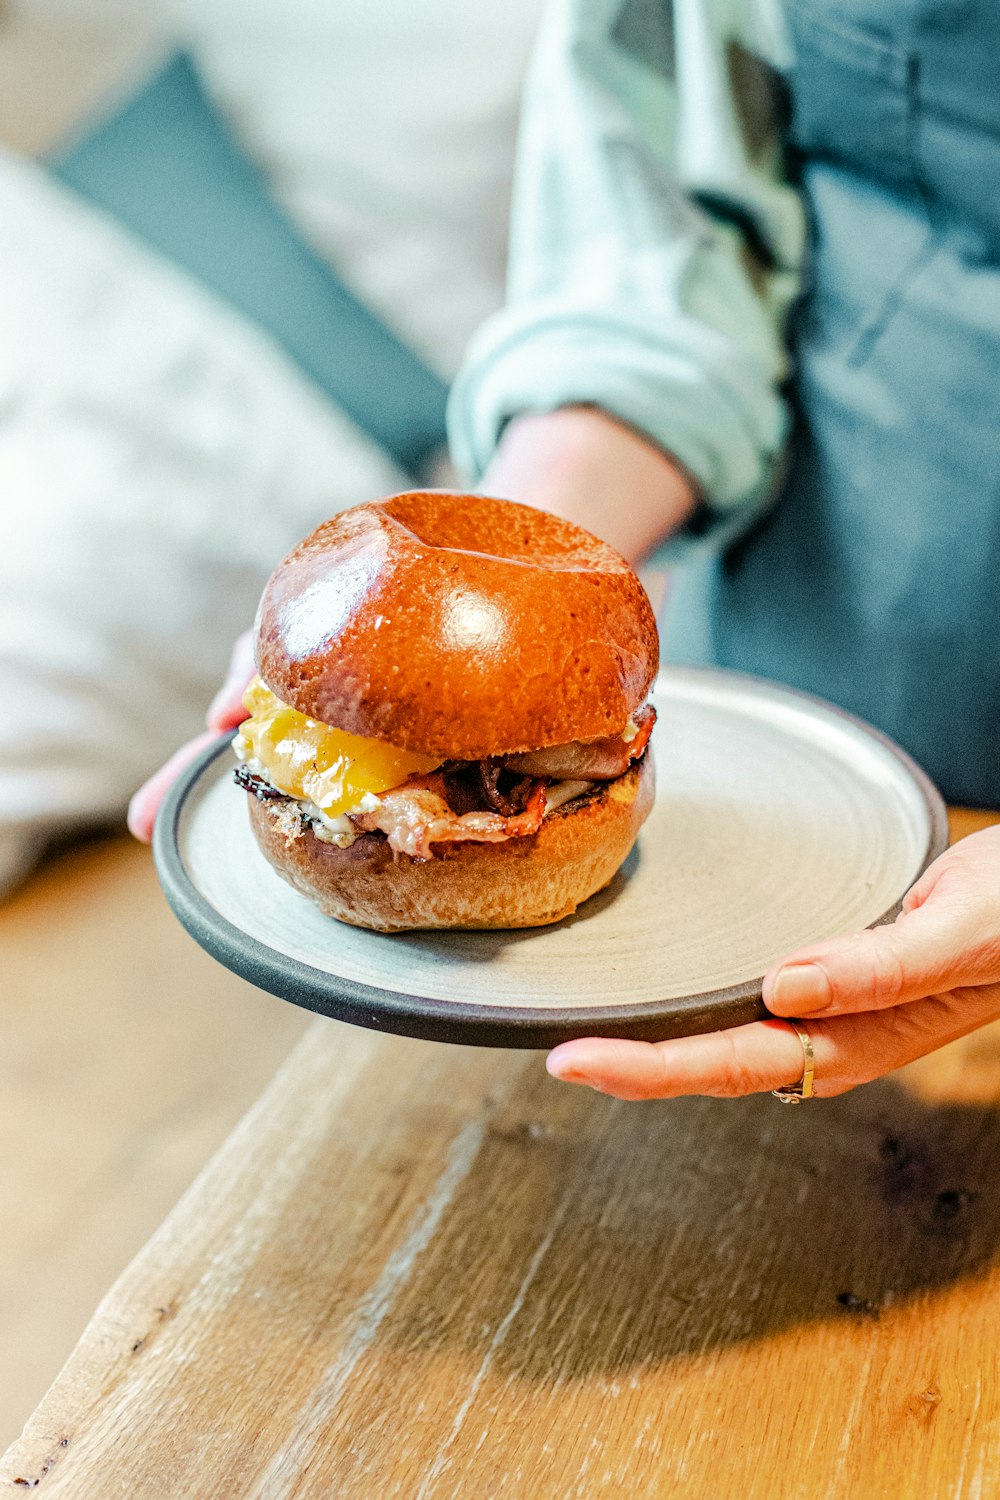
[49,51,449,479]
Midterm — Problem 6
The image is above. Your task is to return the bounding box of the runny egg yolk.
[234,677,441,816]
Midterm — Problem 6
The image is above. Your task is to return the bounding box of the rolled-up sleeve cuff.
[448,303,789,562]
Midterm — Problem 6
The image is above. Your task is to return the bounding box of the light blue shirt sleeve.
[448,0,806,560]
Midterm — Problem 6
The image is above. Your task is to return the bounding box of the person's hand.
[547,827,1000,1099]
[127,631,255,842]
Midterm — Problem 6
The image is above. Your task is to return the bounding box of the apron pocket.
[787,0,918,196]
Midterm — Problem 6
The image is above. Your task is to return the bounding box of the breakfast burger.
[232,491,658,930]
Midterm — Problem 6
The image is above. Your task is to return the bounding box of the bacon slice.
[499,704,656,782]
[236,706,655,862]
[472,761,540,815]
[234,765,290,802]
[351,773,547,861]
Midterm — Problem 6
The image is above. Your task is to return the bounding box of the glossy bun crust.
[247,756,654,932]
[255,491,658,760]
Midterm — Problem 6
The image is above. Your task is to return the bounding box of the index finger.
[546,982,1000,1101]
[546,1020,808,1100]
[207,630,256,730]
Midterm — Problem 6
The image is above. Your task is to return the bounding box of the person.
[132,0,1000,1104]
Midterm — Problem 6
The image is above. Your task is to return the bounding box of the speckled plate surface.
[154,667,948,1048]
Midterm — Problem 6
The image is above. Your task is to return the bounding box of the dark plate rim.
[152,667,950,1050]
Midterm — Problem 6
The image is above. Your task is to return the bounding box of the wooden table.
[4,810,1000,1497]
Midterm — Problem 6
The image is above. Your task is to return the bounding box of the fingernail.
[546,1060,599,1089]
[125,796,147,842]
[769,963,832,1015]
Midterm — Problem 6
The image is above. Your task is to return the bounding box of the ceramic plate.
[154,667,948,1048]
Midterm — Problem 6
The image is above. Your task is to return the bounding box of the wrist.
[479,406,700,564]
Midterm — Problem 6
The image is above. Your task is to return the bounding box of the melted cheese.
[234,677,440,817]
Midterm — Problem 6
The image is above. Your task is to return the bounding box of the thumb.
[127,730,223,843]
[207,630,256,731]
[764,879,1000,1019]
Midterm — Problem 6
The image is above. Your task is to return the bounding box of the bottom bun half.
[246,754,655,931]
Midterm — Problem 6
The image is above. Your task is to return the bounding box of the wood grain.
[4,809,1000,1497]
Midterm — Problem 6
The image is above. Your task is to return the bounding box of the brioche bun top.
[254,490,658,760]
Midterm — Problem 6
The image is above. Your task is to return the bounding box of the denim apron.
[663,0,1000,807]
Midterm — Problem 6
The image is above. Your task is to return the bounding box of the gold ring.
[772,1020,815,1104]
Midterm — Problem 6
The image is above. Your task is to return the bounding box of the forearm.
[479,406,699,565]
